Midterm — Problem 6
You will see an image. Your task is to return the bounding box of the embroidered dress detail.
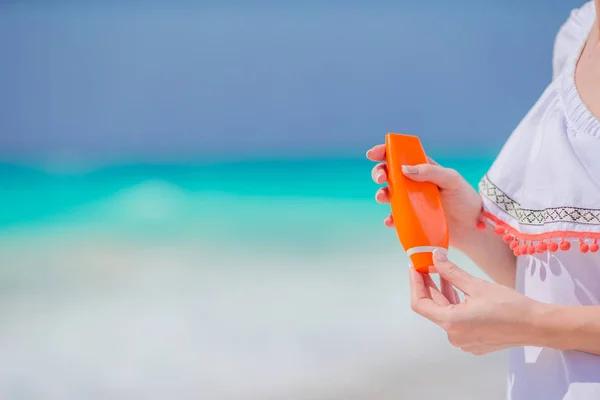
[477,172,600,255]
[479,175,600,226]
[477,209,600,255]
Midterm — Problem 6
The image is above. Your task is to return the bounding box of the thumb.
[432,249,478,294]
[401,163,462,190]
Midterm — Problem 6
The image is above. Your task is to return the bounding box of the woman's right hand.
[366,144,484,251]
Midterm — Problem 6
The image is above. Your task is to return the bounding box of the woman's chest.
[575,21,600,124]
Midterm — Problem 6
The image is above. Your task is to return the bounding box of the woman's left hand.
[410,250,543,355]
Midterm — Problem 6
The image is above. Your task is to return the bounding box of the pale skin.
[367,0,600,357]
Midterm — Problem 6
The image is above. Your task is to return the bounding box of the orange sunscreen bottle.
[385,133,449,273]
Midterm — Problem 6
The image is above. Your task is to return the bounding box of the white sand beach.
[0,236,506,399]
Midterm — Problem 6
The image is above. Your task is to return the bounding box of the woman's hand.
[366,144,483,251]
[410,250,541,355]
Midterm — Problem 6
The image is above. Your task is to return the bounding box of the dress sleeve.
[552,1,596,80]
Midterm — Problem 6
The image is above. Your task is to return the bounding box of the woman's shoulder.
[553,1,597,80]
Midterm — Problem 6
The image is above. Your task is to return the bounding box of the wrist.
[529,302,574,350]
[451,221,517,287]
[451,224,485,254]
[453,224,501,261]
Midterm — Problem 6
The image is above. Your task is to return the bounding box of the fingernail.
[433,249,447,262]
[402,165,418,174]
[375,173,383,183]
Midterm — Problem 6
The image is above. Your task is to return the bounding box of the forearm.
[456,225,517,288]
[534,303,600,355]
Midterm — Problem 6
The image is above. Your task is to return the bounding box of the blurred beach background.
[0,1,585,399]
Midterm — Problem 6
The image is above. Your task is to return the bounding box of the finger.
[383,214,394,227]
[371,163,387,184]
[440,278,460,305]
[432,250,479,295]
[408,266,445,322]
[422,274,451,306]
[470,349,490,356]
[375,187,389,204]
[461,345,496,356]
[366,144,386,162]
[401,164,463,190]
[409,266,431,302]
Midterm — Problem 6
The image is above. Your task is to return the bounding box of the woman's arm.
[536,305,600,355]
[456,225,517,288]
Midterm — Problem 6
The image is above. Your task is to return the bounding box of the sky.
[0,1,586,163]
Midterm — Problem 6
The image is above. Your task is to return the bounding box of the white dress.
[479,2,600,399]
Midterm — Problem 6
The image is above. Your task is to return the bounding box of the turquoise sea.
[0,156,491,243]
